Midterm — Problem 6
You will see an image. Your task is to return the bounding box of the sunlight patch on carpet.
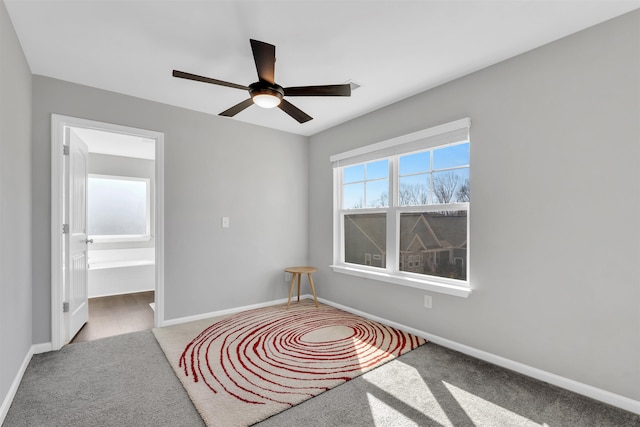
[362,360,451,426]
[442,381,544,426]
[367,393,423,427]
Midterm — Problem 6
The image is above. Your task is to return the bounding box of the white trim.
[329,117,471,167]
[89,260,154,270]
[32,342,53,354]
[332,119,471,297]
[154,132,165,327]
[316,296,640,416]
[330,264,470,298]
[90,235,152,243]
[161,297,292,327]
[51,114,166,346]
[51,116,64,350]
[0,346,33,424]
[0,341,57,424]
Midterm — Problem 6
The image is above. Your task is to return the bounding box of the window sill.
[330,264,471,298]
[90,235,152,243]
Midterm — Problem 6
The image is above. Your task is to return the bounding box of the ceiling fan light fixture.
[249,83,284,109]
[253,93,281,108]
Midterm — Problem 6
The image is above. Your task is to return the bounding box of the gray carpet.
[256,344,640,427]
[4,330,639,426]
[3,331,204,427]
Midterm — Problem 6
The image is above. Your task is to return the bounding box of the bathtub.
[88,247,155,298]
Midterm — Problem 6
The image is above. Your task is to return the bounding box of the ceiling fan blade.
[250,39,275,84]
[284,84,351,97]
[278,99,313,123]
[173,70,248,91]
[219,98,254,117]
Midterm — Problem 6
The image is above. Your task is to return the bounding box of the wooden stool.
[284,266,319,309]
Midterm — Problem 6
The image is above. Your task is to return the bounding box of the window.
[88,174,151,242]
[331,118,470,297]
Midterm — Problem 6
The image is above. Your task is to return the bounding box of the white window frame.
[88,173,152,242]
[330,118,471,298]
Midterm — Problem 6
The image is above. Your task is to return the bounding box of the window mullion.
[386,157,399,274]
[429,150,434,204]
[334,168,343,265]
[363,163,367,207]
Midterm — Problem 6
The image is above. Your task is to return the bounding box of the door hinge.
[62,224,69,234]
[63,301,69,313]
[63,145,69,155]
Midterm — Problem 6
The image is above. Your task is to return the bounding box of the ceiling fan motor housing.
[249,81,284,101]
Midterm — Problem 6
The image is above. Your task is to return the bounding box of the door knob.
[85,238,94,244]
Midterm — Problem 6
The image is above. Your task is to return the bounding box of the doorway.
[51,115,165,350]
[70,291,155,343]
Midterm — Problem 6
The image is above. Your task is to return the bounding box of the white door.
[66,130,90,341]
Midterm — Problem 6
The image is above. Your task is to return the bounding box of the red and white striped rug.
[153,300,426,427]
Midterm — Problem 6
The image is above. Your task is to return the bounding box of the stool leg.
[287,273,296,310]
[297,273,301,302]
[308,273,319,308]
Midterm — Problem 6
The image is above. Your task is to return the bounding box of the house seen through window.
[331,118,470,296]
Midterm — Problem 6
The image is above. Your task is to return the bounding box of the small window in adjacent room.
[330,118,471,297]
[88,174,151,242]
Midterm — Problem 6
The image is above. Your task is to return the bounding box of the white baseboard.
[161,297,291,327]
[0,345,34,425]
[32,342,53,354]
[316,296,640,416]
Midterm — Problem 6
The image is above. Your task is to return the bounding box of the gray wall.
[0,0,32,407]
[87,152,155,251]
[309,11,640,401]
[31,77,309,343]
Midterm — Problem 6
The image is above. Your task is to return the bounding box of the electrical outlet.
[285,272,292,282]
[424,295,432,309]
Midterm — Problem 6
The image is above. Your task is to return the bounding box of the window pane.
[88,177,148,235]
[399,174,430,206]
[432,169,469,204]
[366,159,388,180]
[344,164,364,184]
[399,211,467,280]
[433,142,469,170]
[366,179,389,207]
[400,151,430,176]
[343,182,364,209]
[344,213,386,268]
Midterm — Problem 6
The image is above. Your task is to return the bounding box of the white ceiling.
[72,127,156,160]
[5,1,639,136]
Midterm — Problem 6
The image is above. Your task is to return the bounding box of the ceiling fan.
[172,39,351,124]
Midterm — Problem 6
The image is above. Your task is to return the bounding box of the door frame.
[51,114,165,350]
